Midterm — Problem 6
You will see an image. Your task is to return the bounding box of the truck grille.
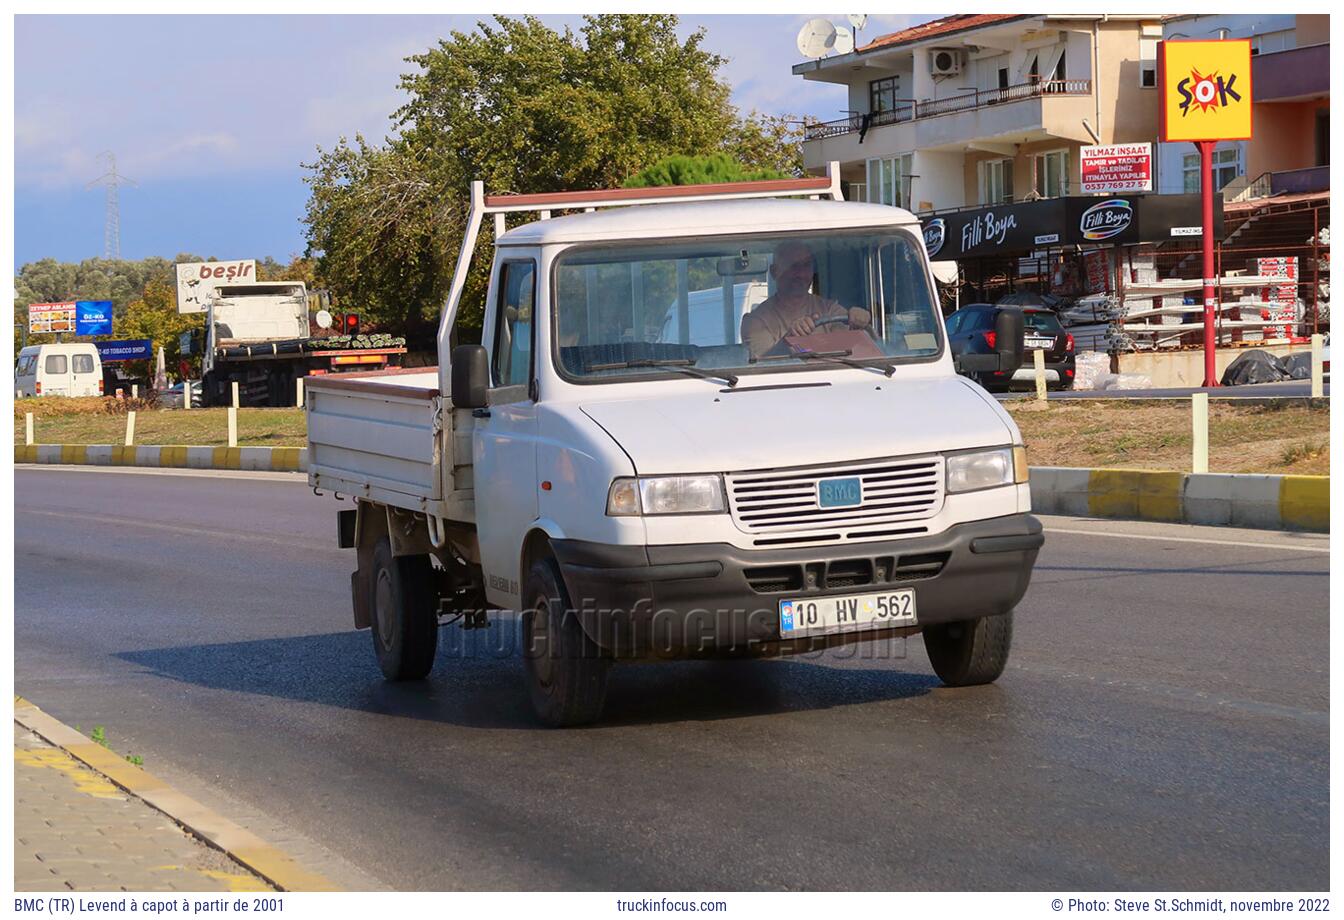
[725,455,944,537]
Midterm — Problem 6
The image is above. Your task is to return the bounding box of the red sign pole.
[1199,139,1218,387]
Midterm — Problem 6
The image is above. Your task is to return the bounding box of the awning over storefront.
[920,193,1225,261]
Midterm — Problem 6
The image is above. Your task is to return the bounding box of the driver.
[741,241,871,358]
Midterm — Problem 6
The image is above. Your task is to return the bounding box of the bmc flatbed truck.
[305,164,1042,725]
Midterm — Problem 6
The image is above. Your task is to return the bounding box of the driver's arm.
[742,308,787,359]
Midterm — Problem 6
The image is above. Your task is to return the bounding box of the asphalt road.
[14,467,1330,891]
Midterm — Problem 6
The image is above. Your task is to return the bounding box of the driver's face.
[773,248,815,295]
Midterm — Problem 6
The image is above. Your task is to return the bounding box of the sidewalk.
[15,725,275,892]
[14,697,338,892]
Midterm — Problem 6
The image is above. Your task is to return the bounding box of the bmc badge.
[923,219,946,257]
[1079,199,1133,241]
[1176,69,1242,118]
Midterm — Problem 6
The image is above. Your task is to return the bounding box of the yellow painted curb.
[60,444,87,465]
[161,445,189,468]
[1087,469,1184,522]
[1280,476,1329,531]
[14,698,340,892]
[211,446,242,469]
[271,447,302,472]
[15,445,37,464]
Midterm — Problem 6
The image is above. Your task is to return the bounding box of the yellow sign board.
[1160,39,1253,142]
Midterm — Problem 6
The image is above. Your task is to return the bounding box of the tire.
[922,612,1013,687]
[522,556,610,727]
[369,537,439,680]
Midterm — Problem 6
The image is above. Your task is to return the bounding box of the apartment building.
[795,13,1163,213]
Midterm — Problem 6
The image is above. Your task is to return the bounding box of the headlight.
[606,475,726,516]
[946,447,1015,493]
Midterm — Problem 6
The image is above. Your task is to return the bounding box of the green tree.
[303,14,803,338]
[623,152,791,188]
[115,276,202,378]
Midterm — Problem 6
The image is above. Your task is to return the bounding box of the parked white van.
[15,344,104,397]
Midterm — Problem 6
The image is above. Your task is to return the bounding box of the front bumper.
[552,513,1043,657]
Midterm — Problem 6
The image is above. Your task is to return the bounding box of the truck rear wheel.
[369,537,439,680]
[922,612,1012,687]
[522,556,610,727]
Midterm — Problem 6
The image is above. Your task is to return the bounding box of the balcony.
[803,79,1093,141]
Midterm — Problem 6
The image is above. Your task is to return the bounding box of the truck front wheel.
[522,556,610,727]
[922,612,1012,687]
[369,537,439,680]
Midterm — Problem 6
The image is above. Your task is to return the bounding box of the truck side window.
[72,354,95,374]
[492,261,536,388]
[45,355,68,375]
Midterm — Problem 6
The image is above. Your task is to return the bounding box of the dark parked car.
[945,303,1075,391]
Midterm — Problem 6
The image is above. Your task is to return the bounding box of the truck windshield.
[553,229,942,381]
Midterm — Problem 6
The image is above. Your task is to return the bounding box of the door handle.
[472,407,491,418]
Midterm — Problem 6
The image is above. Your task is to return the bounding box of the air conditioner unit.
[929,48,962,76]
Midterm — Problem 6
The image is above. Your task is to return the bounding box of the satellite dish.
[797,18,838,58]
[833,26,854,55]
[315,309,333,330]
[847,14,868,30]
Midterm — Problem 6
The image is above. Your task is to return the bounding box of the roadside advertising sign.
[75,300,114,336]
[94,339,154,362]
[1080,144,1153,193]
[1159,40,1253,142]
[175,259,257,314]
[28,302,76,334]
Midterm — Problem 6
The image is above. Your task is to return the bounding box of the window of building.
[870,76,900,114]
[866,154,913,209]
[978,158,1014,205]
[1182,147,1241,193]
[1139,37,1158,87]
[491,261,536,388]
[1250,31,1292,55]
[1034,150,1069,198]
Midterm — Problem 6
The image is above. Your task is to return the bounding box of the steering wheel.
[812,314,850,329]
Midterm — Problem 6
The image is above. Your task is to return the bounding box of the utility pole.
[86,151,136,261]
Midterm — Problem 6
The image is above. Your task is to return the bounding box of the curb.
[15,446,1329,533]
[1030,467,1329,532]
[15,444,306,472]
[14,696,340,892]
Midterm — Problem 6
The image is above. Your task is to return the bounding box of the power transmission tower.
[86,151,137,261]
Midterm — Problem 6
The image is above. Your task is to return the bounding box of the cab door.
[473,257,540,609]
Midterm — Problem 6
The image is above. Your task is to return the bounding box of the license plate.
[818,476,862,508]
[1025,336,1055,349]
[780,588,917,637]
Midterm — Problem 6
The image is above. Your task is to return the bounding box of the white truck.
[306,165,1041,726]
[185,278,407,407]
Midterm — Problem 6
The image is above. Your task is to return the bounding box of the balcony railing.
[1226,167,1329,203]
[803,79,1093,141]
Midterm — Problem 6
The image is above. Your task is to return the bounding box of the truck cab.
[306,166,1041,726]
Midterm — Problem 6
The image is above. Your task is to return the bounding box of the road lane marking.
[1043,525,1330,555]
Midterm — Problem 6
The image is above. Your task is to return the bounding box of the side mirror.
[994,308,1025,374]
[450,344,489,410]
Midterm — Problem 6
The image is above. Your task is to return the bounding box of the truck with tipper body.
[305,164,1041,726]
[174,261,407,407]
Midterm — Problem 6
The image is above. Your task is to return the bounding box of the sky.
[14,13,926,267]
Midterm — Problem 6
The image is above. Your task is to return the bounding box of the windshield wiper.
[750,348,898,377]
[585,357,739,388]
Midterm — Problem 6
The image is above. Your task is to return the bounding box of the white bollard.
[1033,349,1047,402]
[296,377,305,409]
[1310,333,1324,398]
[25,412,33,446]
[231,381,240,409]
[1192,392,1209,474]
[125,411,136,447]
[183,379,192,410]
[131,384,138,400]
[228,406,238,448]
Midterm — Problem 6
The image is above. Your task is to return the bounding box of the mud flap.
[351,567,372,630]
